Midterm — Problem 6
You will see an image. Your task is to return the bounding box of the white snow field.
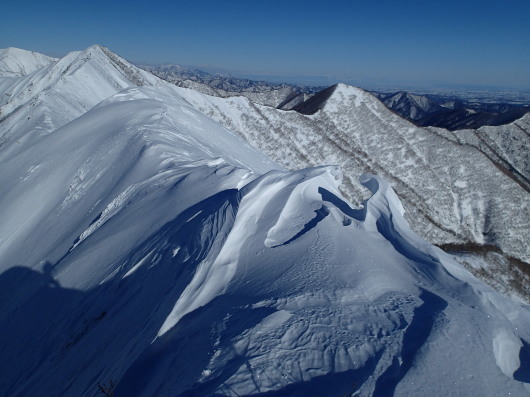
[0,46,529,396]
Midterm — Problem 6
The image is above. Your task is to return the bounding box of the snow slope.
[1,46,529,397]
[441,112,530,190]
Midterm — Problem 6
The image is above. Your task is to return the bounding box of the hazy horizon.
[2,0,529,91]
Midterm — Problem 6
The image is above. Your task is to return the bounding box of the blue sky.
[2,0,529,89]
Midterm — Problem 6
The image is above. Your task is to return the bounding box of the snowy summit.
[0,45,529,396]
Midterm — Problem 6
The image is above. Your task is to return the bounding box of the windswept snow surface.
[1,46,530,397]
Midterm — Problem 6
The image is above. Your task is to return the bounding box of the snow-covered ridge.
[0,45,529,396]
[0,47,57,77]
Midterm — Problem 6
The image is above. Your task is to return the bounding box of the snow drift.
[0,46,529,397]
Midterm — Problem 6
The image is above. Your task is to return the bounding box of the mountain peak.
[77,44,107,57]
[86,43,106,51]
[293,82,389,117]
[45,44,164,92]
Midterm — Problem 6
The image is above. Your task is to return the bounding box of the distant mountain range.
[139,64,530,130]
[138,64,319,109]
[375,91,530,130]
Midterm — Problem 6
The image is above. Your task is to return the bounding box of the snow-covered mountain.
[176,84,529,268]
[0,47,57,78]
[378,91,445,121]
[0,45,165,162]
[1,46,530,396]
[375,90,530,130]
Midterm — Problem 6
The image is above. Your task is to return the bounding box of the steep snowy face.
[1,46,530,397]
[177,83,530,267]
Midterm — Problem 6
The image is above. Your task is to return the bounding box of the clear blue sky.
[1,0,529,89]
